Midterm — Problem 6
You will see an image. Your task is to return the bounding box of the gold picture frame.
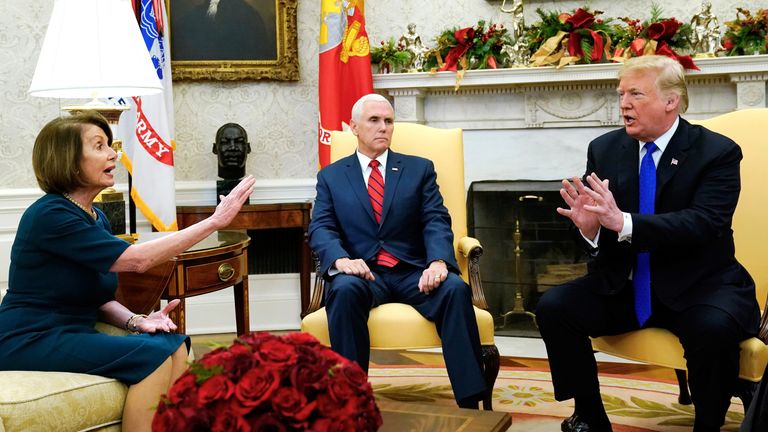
[166,0,299,81]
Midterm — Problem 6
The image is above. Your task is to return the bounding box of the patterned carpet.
[368,366,745,432]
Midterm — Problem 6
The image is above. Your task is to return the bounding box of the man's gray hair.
[350,94,393,121]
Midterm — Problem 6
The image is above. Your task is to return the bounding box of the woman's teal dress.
[0,194,188,384]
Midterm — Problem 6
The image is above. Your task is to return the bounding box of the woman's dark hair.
[32,111,113,194]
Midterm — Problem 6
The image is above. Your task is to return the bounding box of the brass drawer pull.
[218,263,235,282]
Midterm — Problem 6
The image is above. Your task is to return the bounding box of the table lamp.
[28,0,163,237]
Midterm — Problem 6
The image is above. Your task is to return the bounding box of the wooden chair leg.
[481,344,500,411]
[675,368,692,405]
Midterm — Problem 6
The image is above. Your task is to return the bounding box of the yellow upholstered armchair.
[591,108,768,408]
[301,122,500,410]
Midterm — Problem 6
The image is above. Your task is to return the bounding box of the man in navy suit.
[308,94,486,408]
[536,55,760,432]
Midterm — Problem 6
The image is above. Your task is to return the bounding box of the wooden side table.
[117,231,251,335]
[176,203,313,316]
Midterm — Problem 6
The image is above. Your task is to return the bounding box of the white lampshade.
[29,0,163,98]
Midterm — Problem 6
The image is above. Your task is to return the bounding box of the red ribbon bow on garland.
[614,17,699,70]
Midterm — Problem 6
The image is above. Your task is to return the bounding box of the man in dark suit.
[536,55,760,432]
[308,94,486,409]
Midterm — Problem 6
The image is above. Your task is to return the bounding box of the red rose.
[315,392,357,419]
[247,413,287,432]
[223,343,257,378]
[234,367,280,410]
[211,407,249,432]
[271,387,317,421]
[311,417,359,432]
[721,37,734,50]
[257,338,298,367]
[198,375,234,405]
[566,8,595,30]
[167,373,197,405]
[327,373,357,402]
[337,362,368,390]
[646,19,680,41]
[283,332,322,347]
[152,401,205,432]
[291,360,330,393]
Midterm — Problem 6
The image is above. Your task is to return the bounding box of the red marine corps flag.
[318,0,374,168]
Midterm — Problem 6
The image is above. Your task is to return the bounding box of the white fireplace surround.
[1,56,765,334]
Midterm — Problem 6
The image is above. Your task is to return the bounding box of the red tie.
[368,160,398,267]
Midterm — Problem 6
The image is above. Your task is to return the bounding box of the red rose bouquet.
[611,4,698,70]
[721,8,768,56]
[153,332,382,432]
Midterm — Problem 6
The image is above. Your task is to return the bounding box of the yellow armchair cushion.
[301,303,496,349]
[0,371,126,432]
[591,330,768,381]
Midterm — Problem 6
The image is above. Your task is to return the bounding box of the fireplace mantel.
[373,55,768,130]
[373,55,768,185]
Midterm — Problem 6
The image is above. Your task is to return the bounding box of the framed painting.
[166,0,299,81]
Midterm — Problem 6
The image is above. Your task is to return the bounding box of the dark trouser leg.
[390,270,486,402]
[535,275,638,428]
[669,305,745,432]
[325,274,374,372]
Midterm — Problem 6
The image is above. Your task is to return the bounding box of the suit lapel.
[380,151,403,225]
[656,118,690,198]
[342,153,377,225]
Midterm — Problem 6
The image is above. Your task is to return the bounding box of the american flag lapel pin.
[671,158,678,166]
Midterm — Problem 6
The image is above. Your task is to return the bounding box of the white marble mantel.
[372,55,768,184]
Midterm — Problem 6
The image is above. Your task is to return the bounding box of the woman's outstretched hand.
[210,175,256,230]
[136,299,181,333]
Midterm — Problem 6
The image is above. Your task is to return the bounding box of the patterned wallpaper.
[0,0,749,189]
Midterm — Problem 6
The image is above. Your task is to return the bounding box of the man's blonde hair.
[618,55,688,113]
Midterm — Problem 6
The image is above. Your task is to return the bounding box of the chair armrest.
[759,291,768,343]
[458,236,489,310]
[305,252,325,316]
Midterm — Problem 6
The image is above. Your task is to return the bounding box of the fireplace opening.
[468,181,588,337]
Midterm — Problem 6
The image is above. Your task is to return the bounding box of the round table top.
[137,230,250,257]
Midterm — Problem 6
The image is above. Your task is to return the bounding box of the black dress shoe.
[561,414,592,432]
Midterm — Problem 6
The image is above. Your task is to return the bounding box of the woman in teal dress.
[0,112,255,431]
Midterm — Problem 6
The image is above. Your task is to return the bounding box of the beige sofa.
[0,319,127,432]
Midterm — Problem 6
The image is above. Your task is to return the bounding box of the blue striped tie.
[634,141,657,326]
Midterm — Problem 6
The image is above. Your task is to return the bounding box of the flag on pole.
[119,0,177,231]
[318,0,374,168]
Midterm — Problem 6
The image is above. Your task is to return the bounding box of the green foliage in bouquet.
[370,38,413,72]
[423,20,512,72]
[721,8,768,55]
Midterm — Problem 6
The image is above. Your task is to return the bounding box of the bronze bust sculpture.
[213,123,251,202]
